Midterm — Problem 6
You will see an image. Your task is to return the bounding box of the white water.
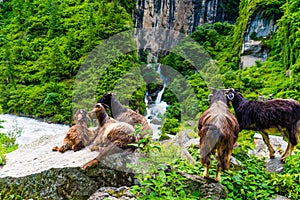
[144,63,168,140]
[0,114,69,146]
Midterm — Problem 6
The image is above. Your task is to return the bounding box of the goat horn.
[101,103,109,108]
[224,88,234,92]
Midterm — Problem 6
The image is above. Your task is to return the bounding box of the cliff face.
[241,10,278,68]
[134,0,280,66]
[244,11,277,43]
[134,0,239,60]
[134,0,239,34]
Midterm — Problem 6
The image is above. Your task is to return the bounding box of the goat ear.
[226,92,235,101]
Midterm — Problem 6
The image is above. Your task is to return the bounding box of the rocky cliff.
[134,0,240,60]
[134,0,239,34]
[241,9,278,68]
[134,0,281,67]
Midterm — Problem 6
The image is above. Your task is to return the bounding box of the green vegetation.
[0,0,138,124]
[0,0,300,199]
[0,112,20,165]
[131,131,300,200]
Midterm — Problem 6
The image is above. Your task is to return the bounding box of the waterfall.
[155,87,165,104]
[144,63,168,140]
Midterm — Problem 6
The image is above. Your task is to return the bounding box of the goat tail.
[200,124,222,161]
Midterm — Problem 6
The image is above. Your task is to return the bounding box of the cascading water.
[144,63,168,140]
[0,114,69,145]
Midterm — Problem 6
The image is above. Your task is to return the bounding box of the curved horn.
[224,88,234,92]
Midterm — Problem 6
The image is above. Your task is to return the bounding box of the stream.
[0,114,69,146]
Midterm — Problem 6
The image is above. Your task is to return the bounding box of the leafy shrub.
[131,126,300,200]
[269,152,300,199]
[161,118,180,135]
[0,119,21,165]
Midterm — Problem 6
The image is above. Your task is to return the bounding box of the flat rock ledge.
[0,134,136,200]
[0,133,227,199]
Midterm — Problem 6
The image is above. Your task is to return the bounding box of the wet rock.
[150,118,161,125]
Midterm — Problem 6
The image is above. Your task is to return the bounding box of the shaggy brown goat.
[98,93,152,136]
[82,103,138,170]
[225,88,300,161]
[198,89,239,181]
[52,109,97,153]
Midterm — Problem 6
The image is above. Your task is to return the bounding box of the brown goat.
[225,88,300,161]
[98,93,152,137]
[82,103,138,170]
[52,109,97,153]
[198,89,239,181]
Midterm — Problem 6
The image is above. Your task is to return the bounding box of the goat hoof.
[280,158,286,163]
[52,146,59,151]
[58,149,67,153]
[203,176,216,182]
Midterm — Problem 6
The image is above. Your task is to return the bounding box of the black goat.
[225,88,300,161]
[198,89,239,181]
[98,93,152,136]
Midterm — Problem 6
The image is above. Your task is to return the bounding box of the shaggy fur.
[82,103,137,170]
[52,109,97,153]
[198,89,239,181]
[225,88,300,161]
[98,93,153,136]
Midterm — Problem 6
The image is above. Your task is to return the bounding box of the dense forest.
[0,0,300,199]
[0,0,299,124]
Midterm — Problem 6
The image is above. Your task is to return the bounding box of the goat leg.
[281,141,290,160]
[215,165,221,182]
[52,146,59,151]
[82,158,99,170]
[82,142,122,170]
[281,142,294,162]
[52,144,71,152]
[203,164,210,178]
[260,131,275,158]
[58,144,71,153]
[73,141,85,152]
